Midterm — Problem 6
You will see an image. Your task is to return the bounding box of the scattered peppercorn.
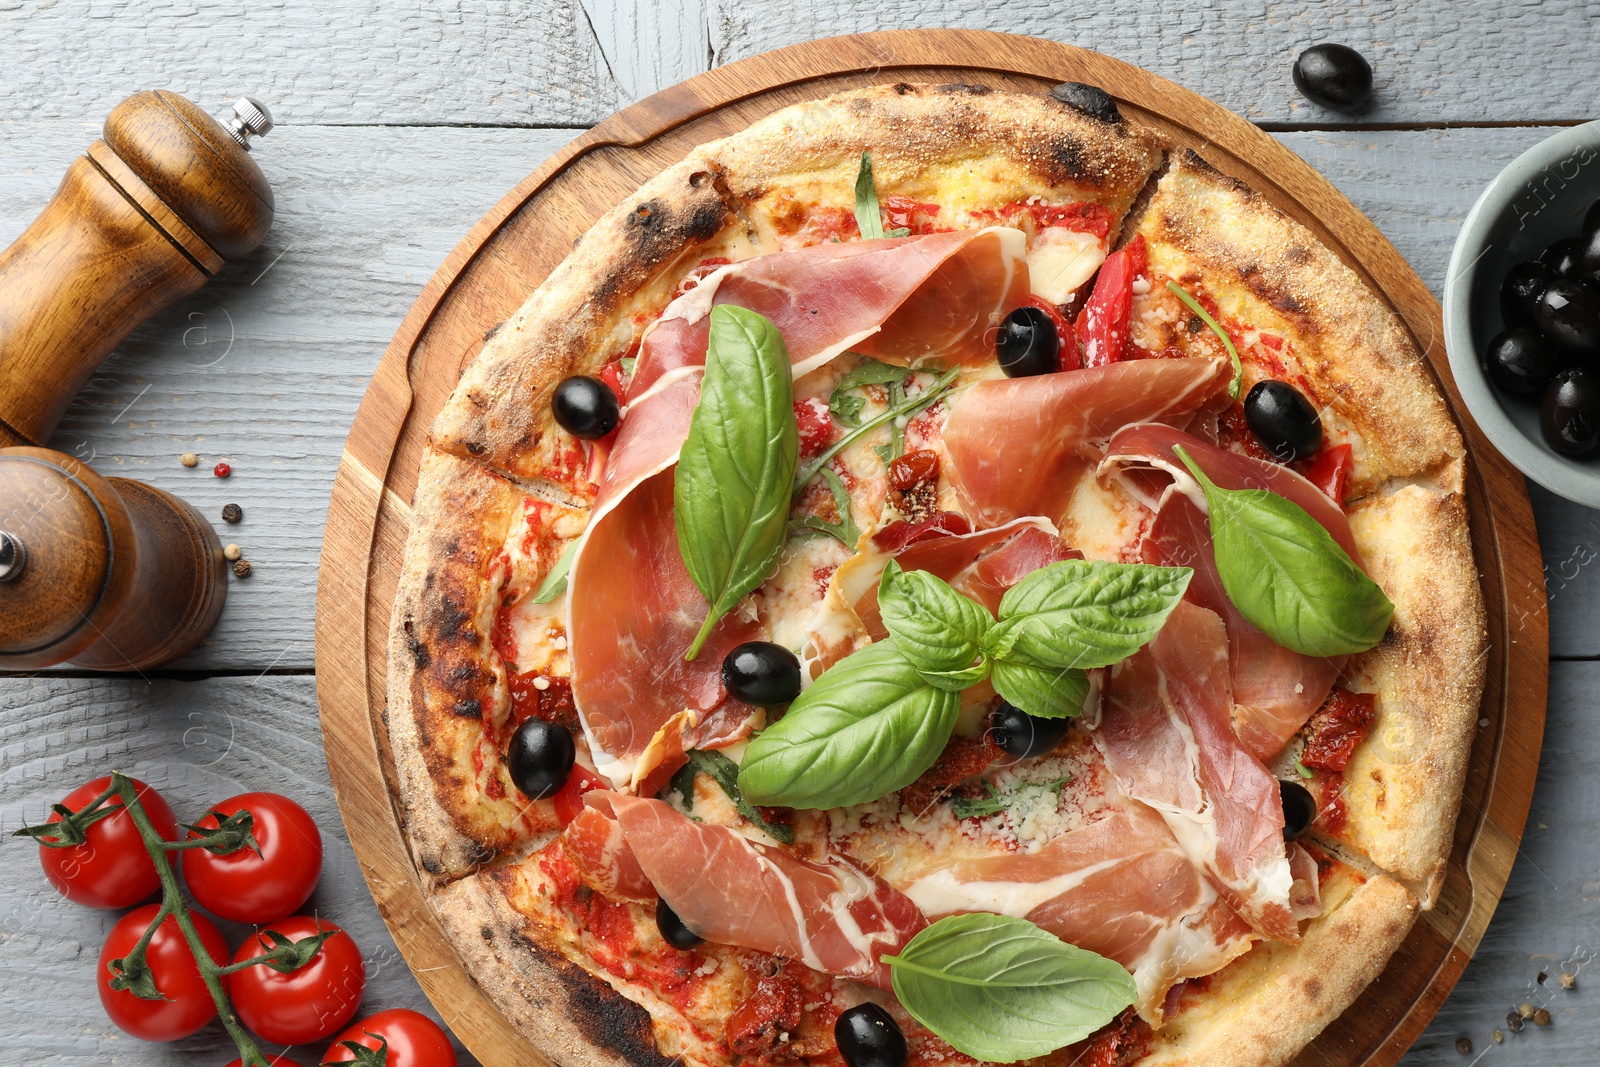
[213,461,231,478]
[1533,1007,1552,1027]
[180,452,199,468]
[1538,971,1548,984]
[1561,971,1577,989]
[1518,1002,1535,1019]
[1493,1028,1504,1044]
[232,559,252,578]
[221,503,242,523]
[223,544,242,562]
[1454,1036,1472,1054]
[1506,1010,1524,1033]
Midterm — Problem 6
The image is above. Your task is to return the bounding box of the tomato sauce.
[1072,1009,1151,1067]
[901,734,1003,812]
[1301,689,1377,773]
[970,199,1112,240]
[726,970,805,1058]
[795,397,835,460]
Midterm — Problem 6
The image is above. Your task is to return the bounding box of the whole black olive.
[1291,44,1373,113]
[1280,779,1317,842]
[995,306,1060,378]
[1482,328,1559,396]
[835,1003,907,1067]
[1533,279,1600,354]
[1243,380,1323,461]
[655,898,704,950]
[552,375,620,440]
[1541,366,1600,456]
[1578,226,1600,287]
[1540,237,1584,280]
[507,718,575,800]
[722,641,803,706]
[1585,197,1600,241]
[1501,260,1553,329]
[988,702,1072,760]
[1047,82,1122,124]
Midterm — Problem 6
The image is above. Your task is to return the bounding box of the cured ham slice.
[897,802,1252,1020]
[560,792,655,904]
[1093,601,1304,942]
[942,358,1232,527]
[591,792,926,990]
[627,228,1030,401]
[570,230,1031,789]
[1099,424,1359,760]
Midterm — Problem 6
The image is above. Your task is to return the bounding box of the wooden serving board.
[315,29,1548,1067]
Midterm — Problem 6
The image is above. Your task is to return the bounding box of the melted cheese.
[1026,227,1107,305]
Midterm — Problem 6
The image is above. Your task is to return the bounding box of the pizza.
[387,81,1485,1067]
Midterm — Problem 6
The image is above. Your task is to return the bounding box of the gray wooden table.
[1,3,1596,1064]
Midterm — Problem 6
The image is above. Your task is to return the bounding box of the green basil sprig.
[795,368,958,492]
[1167,280,1243,400]
[738,640,960,809]
[882,914,1138,1062]
[667,748,794,845]
[1174,445,1394,656]
[878,561,993,685]
[829,358,906,427]
[531,540,578,604]
[789,468,862,548]
[675,306,798,660]
[854,152,911,241]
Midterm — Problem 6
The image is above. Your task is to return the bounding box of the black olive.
[655,897,704,950]
[552,375,620,440]
[1291,44,1373,113]
[988,702,1072,760]
[1541,366,1600,456]
[1482,328,1559,396]
[506,719,575,800]
[1534,279,1600,354]
[1243,380,1323,461]
[1047,82,1122,124]
[1585,197,1600,241]
[1578,226,1600,287]
[1280,779,1317,842]
[1501,260,1553,329]
[1540,237,1584,280]
[835,1004,907,1067]
[995,306,1060,378]
[722,641,802,706]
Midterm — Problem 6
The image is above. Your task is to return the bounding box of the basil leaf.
[853,152,908,240]
[1167,280,1243,400]
[882,914,1137,1062]
[950,777,1069,820]
[985,560,1192,670]
[878,561,994,681]
[738,640,960,809]
[531,541,578,604]
[1173,445,1394,656]
[669,749,794,845]
[829,358,907,427]
[675,306,799,659]
[989,659,1090,719]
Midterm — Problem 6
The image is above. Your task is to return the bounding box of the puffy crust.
[1141,865,1418,1067]
[1132,150,1463,498]
[1319,482,1488,903]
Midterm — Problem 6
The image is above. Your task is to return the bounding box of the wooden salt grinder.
[0,447,228,670]
[0,91,275,447]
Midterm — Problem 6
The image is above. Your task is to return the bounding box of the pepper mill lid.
[0,449,137,662]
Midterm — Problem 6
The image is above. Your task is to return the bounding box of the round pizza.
[388,81,1486,1067]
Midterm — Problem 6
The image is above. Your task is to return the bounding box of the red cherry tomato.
[39,776,177,909]
[183,792,323,923]
[229,916,365,1045]
[322,1008,459,1067]
[553,767,607,826]
[1300,442,1353,505]
[97,903,230,1041]
[1076,234,1148,367]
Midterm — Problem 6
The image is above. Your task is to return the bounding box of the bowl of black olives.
[1445,120,1600,506]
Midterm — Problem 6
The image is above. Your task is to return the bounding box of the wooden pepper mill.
[0,447,227,670]
[0,90,275,447]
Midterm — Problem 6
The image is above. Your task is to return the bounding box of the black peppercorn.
[221,503,243,523]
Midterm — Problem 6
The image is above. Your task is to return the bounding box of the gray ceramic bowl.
[1444,120,1600,508]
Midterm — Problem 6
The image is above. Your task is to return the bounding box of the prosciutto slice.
[1099,424,1358,760]
[942,358,1232,527]
[569,230,1030,788]
[560,792,656,904]
[1092,601,1305,942]
[580,792,926,989]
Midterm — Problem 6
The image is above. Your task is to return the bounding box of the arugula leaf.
[532,540,579,604]
[1166,280,1243,401]
[829,358,907,427]
[853,152,911,241]
[1174,445,1394,656]
[675,306,799,659]
[983,560,1192,671]
[668,749,794,845]
[878,561,993,685]
[738,640,960,809]
[882,914,1137,1061]
[950,776,1070,820]
[790,468,861,547]
[989,659,1090,720]
[795,369,957,491]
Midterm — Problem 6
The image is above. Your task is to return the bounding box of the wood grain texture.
[311,31,1544,1067]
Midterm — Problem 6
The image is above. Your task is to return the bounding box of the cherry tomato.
[39,775,177,909]
[323,1008,459,1067]
[1076,234,1148,367]
[230,915,365,1045]
[183,792,323,923]
[98,903,230,1041]
[1300,443,1354,505]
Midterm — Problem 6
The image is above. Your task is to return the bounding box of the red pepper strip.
[1301,443,1353,505]
[1075,234,1148,367]
[554,767,608,826]
[1026,296,1081,371]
